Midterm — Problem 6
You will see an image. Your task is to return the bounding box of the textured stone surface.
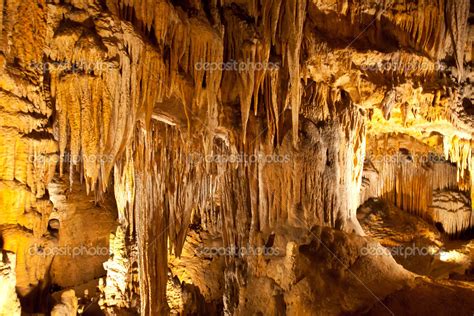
[48,175,117,288]
[430,189,474,234]
[0,0,473,314]
[0,251,21,316]
[50,289,78,316]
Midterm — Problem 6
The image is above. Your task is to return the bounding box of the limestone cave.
[0,0,474,315]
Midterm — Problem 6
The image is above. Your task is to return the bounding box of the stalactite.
[367,155,460,219]
[113,147,135,228]
[430,190,473,235]
[445,0,470,80]
[381,89,397,120]
[443,135,473,210]
[50,0,226,194]
[112,121,216,313]
[1,0,472,314]
[216,104,366,249]
[362,133,473,234]
[221,7,259,143]
[281,0,307,146]
[346,112,366,233]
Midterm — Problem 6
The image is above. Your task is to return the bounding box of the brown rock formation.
[0,0,473,315]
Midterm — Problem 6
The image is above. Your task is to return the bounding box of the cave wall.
[0,0,472,314]
[361,133,473,234]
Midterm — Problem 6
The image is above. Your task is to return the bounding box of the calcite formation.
[0,0,473,315]
[0,251,21,316]
[430,189,473,234]
[50,290,78,316]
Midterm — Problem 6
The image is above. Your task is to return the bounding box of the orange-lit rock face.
[0,0,473,315]
[47,176,117,288]
[0,251,21,316]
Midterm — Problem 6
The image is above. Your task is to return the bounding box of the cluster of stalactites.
[112,121,216,314]
[113,0,224,110]
[50,1,224,195]
[109,103,367,310]
[395,0,470,71]
[113,0,310,146]
[362,151,460,219]
[443,135,474,209]
[215,105,366,249]
[430,190,473,235]
[318,0,470,79]
[222,0,308,145]
[49,0,316,201]
[361,132,474,234]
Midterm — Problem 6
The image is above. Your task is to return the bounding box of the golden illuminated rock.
[0,0,473,314]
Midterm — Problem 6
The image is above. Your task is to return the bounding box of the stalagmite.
[0,252,21,316]
[100,227,131,311]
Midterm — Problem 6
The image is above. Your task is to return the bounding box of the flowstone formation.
[0,0,473,315]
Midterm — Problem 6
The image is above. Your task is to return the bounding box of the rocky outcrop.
[47,176,117,289]
[99,226,135,313]
[0,251,21,316]
[222,225,414,315]
[50,289,78,316]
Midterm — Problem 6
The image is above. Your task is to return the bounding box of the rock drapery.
[0,0,473,314]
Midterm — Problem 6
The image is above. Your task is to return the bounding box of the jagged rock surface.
[0,251,21,316]
[0,0,473,314]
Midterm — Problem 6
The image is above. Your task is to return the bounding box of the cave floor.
[358,198,474,280]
